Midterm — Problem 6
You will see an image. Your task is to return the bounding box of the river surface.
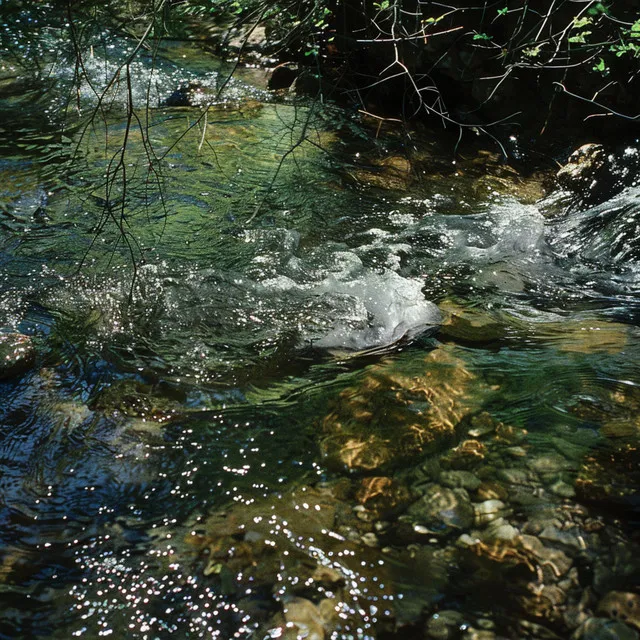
[0,26,639,640]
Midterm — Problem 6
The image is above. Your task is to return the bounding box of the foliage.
[166,0,640,138]
[6,0,638,136]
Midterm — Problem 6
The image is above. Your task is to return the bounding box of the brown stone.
[354,476,410,518]
[319,347,484,473]
[597,591,640,629]
[557,144,606,191]
[442,439,486,470]
[439,299,506,343]
[0,333,35,380]
[477,481,509,502]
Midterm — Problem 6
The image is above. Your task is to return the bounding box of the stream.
[0,27,639,640]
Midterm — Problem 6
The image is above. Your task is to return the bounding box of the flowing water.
[1,22,639,640]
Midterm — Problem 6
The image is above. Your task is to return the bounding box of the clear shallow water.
[1,30,640,640]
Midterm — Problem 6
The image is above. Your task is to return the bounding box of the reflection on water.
[0,31,640,640]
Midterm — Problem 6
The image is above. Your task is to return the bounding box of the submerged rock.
[164,81,214,107]
[574,617,639,640]
[354,476,411,519]
[476,481,509,502]
[462,532,568,573]
[350,155,414,191]
[424,609,465,640]
[319,347,482,473]
[91,379,181,423]
[0,333,35,380]
[440,470,482,492]
[438,299,506,344]
[535,319,630,355]
[274,596,335,639]
[467,412,498,438]
[597,592,640,630]
[473,499,508,527]
[441,439,487,470]
[188,482,403,636]
[407,484,474,535]
[575,442,640,513]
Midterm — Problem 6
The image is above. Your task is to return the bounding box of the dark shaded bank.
[204,0,640,152]
[3,0,638,156]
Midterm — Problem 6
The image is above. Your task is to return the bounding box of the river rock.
[592,542,640,596]
[354,476,411,518]
[527,452,573,475]
[536,319,630,355]
[424,609,464,639]
[550,479,576,499]
[504,446,528,459]
[319,348,480,473]
[267,64,298,90]
[573,617,639,640]
[463,631,496,640]
[0,333,35,380]
[442,439,486,470]
[192,485,338,586]
[539,525,586,552]
[551,434,592,461]
[473,500,508,527]
[91,378,181,422]
[189,480,404,633]
[557,143,640,209]
[597,592,640,630]
[407,484,474,535]
[438,299,506,343]
[164,81,214,107]
[494,423,528,444]
[467,412,498,438]
[476,481,508,501]
[497,467,534,486]
[519,534,573,578]
[575,443,640,512]
[280,596,333,640]
[557,144,606,193]
[352,155,413,190]
[485,521,519,542]
[601,421,640,439]
[440,470,482,491]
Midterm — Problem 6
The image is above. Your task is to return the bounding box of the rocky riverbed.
[182,343,640,640]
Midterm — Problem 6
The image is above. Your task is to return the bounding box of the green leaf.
[592,57,607,72]
[523,45,541,57]
[497,7,508,16]
[587,2,609,16]
[572,16,592,29]
[473,32,493,41]
[568,30,591,44]
[610,40,640,57]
